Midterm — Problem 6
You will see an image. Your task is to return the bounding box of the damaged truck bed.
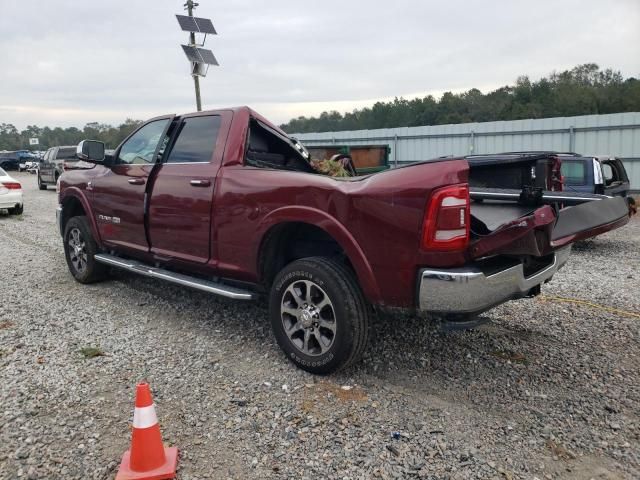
[467,152,631,258]
[419,152,631,318]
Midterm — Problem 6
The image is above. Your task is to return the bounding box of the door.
[91,117,173,253]
[148,113,227,264]
[602,159,631,197]
[40,148,56,182]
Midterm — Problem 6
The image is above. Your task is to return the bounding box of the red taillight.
[421,183,470,251]
[1,182,21,190]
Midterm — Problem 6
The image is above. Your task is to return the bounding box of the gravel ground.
[1,171,639,480]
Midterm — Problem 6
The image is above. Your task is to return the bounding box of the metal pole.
[568,126,575,152]
[186,0,202,111]
[393,134,398,168]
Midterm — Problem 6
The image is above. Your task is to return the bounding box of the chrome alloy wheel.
[68,227,88,274]
[280,280,337,356]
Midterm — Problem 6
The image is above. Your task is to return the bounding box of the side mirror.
[77,140,105,163]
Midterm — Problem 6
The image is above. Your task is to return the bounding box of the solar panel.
[176,14,217,34]
[194,17,217,35]
[181,45,202,63]
[176,15,198,33]
[181,45,219,66]
[197,48,219,66]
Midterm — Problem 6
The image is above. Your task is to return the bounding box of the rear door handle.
[190,179,211,187]
[128,178,145,185]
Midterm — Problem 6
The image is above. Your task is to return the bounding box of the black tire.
[63,216,108,284]
[269,257,370,374]
[8,204,23,215]
[38,174,47,190]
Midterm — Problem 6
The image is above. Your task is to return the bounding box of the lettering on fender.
[97,214,121,224]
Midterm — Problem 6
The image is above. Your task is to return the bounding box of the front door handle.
[128,178,145,185]
[190,179,211,187]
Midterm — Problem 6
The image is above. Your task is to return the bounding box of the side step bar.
[94,253,255,301]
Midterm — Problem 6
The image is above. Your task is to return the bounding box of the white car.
[0,167,23,215]
[19,160,39,172]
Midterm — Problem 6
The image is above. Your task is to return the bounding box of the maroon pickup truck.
[56,107,630,373]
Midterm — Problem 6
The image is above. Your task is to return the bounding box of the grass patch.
[80,347,105,359]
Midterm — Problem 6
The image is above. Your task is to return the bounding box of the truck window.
[164,116,221,164]
[57,147,77,160]
[245,120,316,174]
[117,119,170,165]
[601,163,615,183]
[561,160,586,185]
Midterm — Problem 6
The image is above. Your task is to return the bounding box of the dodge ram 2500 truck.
[56,107,631,373]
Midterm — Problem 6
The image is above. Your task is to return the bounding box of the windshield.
[0,167,7,176]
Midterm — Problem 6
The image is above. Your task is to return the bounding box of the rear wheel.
[63,216,108,283]
[8,204,23,215]
[38,174,47,190]
[269,257,370,374]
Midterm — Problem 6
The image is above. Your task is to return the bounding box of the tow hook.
[525,285,542,298]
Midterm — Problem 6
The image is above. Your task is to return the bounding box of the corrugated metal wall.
[294,112,640,191]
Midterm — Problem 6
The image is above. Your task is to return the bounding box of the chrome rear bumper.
[418,246,571,314]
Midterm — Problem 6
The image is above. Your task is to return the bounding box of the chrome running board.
[94,253,255,300]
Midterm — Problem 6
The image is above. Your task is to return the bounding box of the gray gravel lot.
[1,171,639,479]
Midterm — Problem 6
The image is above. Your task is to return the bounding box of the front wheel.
[63,216,108,283]
[269,257,370,374]
[38,174,47,190]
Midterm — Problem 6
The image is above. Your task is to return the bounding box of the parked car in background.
[26,159,42,173]
[560,152,633,199]
[0,167,23,215]
[19,157,42,172]
[38,146,79,190]
[0,150,35,171]
[500,151,636,213]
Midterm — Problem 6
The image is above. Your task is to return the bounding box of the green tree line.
[0,119,143,152]
[280,64,640,133]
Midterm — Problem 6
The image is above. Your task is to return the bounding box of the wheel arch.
[256,207,381,304]
[59,188,102,246]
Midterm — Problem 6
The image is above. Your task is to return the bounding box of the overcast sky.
[1,0,639,130]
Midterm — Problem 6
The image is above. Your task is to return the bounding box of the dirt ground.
[1,172,638,479]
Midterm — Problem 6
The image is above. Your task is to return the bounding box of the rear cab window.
[56,147,78,161]
[561,160,586,185]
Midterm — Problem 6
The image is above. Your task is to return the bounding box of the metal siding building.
[294,112,640,191]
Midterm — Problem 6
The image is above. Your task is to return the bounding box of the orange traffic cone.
[116,382,178,480]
